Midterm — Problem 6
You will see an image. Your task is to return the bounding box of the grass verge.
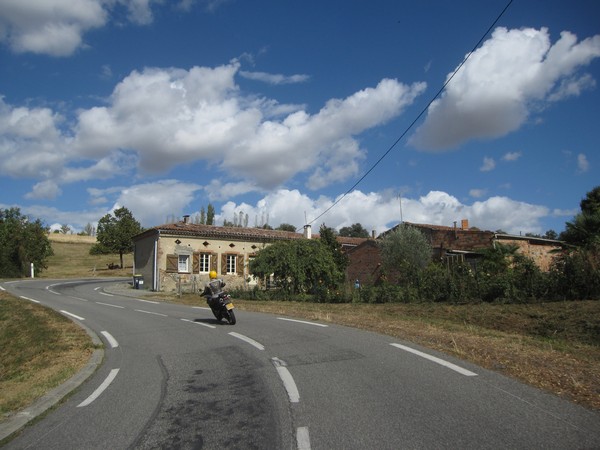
[0,291,94,421]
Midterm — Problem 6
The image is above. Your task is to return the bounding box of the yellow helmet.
[209,270,218,279]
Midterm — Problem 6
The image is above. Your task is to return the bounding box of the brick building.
[346,220,566,286]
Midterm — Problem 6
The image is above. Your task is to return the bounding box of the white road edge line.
[180,318,216,329]
[390,343,478,377]
[297,427,311,450]
[101,331,119,348]
[0,285,6,291]
[278,318,328,328]
[60,310,85,321]
[135,298,159,304]
[20,296,40,304]
[70,296,89,302]
[135,309,167,317]
[77,368,120,407]
[228,332,265,351]
[96,302,124,309]
[272,358,300,403]
[99,291,114,297]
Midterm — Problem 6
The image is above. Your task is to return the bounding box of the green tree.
[207,203,215,225]
[276,223,297,232]
[339,223,370,238]
[379,224,431,284]
[0,208,53,277]
[200,207,206,225]
[319,224,348,273]
[249,239,342,295]
[91,207,143,269]
[561,186,600,247]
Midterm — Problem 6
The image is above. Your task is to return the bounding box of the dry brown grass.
[41,239,133,279]
[0,291,94,419]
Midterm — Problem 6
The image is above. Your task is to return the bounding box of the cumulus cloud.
[410,27,600,151]
[73,62,426,190]
[0,62,425,202]
[0,0,107,56]
[113,180,202,225]
[25,180,62,200]
[214,189,550,236]
[0,0,164,56]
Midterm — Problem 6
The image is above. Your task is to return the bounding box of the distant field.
[42,234,133,279]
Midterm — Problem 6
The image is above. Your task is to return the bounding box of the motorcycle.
[206,292,236,325]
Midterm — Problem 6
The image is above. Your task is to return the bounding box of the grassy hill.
[43,233,133,279]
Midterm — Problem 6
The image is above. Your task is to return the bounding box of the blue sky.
[0,0,598,236]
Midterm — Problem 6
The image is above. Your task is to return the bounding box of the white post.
[30,262,35,278]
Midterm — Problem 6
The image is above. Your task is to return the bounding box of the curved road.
[1,278,599,449]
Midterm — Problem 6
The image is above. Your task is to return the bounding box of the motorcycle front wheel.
[223,309,236,325]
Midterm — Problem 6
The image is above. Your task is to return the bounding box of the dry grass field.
[43,233,133,279]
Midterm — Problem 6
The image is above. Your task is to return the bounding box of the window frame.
[226,254,236,275]
[178,254,190,273]
[199,253,211,273]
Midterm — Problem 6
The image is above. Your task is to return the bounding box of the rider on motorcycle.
[203,270,226,305]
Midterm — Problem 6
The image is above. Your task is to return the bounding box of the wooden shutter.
[193,252,199,273]
[166,254,177,273]
[237,254,244,277]
[221,254,227,275]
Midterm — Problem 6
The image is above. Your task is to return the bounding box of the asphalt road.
[1,278,600,449]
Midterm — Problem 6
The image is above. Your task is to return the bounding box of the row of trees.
[242,187,600,303]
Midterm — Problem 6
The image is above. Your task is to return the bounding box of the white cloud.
[0,63,426,201]
[205,179,261,201]
[480,157,495,172]
[410,27,600,151]
[577,153,590,173]
[214,189,550,236]
[502,151,522,162]
[469,189,487,198]
[0,0,165,56]
[4,186,552,235]
[25,180,62,200]
[239,70,310,85]
[0,0,107,56]
[114,179,203,226]
[73,63,426,190]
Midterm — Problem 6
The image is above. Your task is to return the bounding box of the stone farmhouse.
[132,216,365,292]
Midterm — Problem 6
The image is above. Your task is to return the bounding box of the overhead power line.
[305,0,514,229]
